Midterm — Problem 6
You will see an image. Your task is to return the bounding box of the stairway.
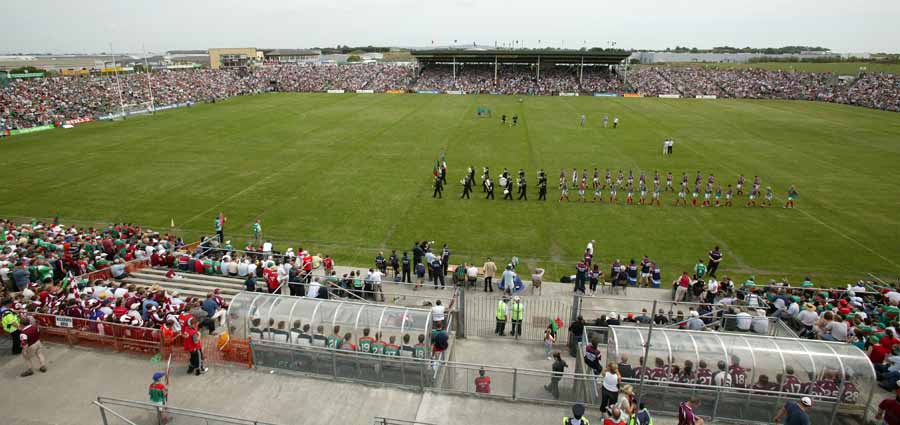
[123,268,244,302]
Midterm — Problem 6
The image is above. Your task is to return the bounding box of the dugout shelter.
[603,326,875,425]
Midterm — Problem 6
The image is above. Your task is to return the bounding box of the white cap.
[801,397,813,407]
[690,311,699,317]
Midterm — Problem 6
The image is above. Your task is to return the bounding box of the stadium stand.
[3,62,899,132]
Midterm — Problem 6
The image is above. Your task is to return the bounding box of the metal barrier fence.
[30,312,253,367]
[95,397,283,425]
[33,313,161,356]
[373,418,436,425]
[249,338,598,406]
[463,294,571,342]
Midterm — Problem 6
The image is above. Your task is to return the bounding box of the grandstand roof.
[411,49,630,65]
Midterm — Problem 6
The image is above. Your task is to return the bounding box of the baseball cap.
[152,372,166,381]
[800,397,813,407]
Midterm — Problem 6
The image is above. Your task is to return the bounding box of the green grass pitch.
[1,93,899,286]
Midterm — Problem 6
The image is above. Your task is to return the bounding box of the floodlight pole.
[494,56,498,85]
[623,56,630,89]
[579,56,584,86]
[110,43,126,119]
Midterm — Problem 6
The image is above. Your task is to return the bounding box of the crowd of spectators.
[0,218,237,358]
[2,63,899,131]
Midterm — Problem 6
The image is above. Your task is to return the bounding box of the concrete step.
[141,267,245,285]
[122,276,239,299]
[130,271,244,291]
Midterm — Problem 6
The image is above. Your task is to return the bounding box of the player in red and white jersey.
[841,380,860,404]
[811,371,839,398]
[752,374,778,392]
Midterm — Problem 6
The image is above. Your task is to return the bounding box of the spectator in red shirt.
[877,389,900,425]
[674,272,691,304]
[882,330,900,351]
[474,368,491,394]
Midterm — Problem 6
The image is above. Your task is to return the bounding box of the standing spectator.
[707,246,723,277]
[401,252,411,283]
[184,318,207,376]
[415,261,426,290]
[773,397,811,425]
[678,397,704,425]
[545,351,568,399]
[632,401,652,425]
[495,297,509,336]
[544,327,556,360]
[12,262,29,292]
[600,362,621,411]
[570,315,586,356]
[214,213,225,244]
[431,300,445,329]
[474,368,491,394]
[876,389,900,425]
[18,317,47,376]
[615,384,636,417]
[482,257,496,292]
[564,403,589,425]
[510,296,524,338]
[2,305,21,355]
[674,272,691,304]
[575,261,588,294]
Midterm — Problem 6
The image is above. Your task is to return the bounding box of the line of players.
[436,166,799,209]
[615,355,859,403]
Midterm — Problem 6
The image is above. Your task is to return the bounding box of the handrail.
[96,397,282,425]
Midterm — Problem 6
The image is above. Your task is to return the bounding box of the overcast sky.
[2,0,898,54]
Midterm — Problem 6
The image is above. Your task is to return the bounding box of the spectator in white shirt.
[262,241,273,253]
[751,312,770,334]
[432,300,446,328]
[306,277,321,298]
[735,311,752,331]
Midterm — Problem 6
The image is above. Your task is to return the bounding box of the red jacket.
[183,327,200,352]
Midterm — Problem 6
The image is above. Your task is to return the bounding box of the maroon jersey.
[650,367,668,381]
[781,375,803,394]
[752,382,777,392]
[729,366,748,388]
[678,372,695,385]
[812,379,838,397]
[842,383,860,404]
[695,368,713,386]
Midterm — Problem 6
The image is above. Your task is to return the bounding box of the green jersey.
[252,222,262,235]
[384,344,400,356]
[413,344,426,359]
[325,335,341,349]
[694,263,706,278]
[371,341,385,355]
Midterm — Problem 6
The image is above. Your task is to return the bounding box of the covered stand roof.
[227,293,433,345]
[605,326,875,425]
[411,49,630,65]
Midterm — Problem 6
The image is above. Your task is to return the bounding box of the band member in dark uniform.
[538,169,547,201]
[482,167,490,192]
[461,175,472,199]
[433,176,443,198]
[468,166,475,185]
[485,177,495,199]
[517,173,527,200]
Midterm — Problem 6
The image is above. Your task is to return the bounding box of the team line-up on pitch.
[432,166,799,208]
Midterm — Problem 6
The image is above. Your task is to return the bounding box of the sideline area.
[0,343,680,425]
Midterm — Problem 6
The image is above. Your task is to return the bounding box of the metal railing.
[373,418,437,425]
[95,397,283,425]
[249,338,597,405]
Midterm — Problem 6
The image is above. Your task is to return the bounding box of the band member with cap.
[460,174,472,199]
[485,177,495,199]
[482,166,490,192]
[538,169,548,201]
[432,175,443,198]
[518,173,528,200]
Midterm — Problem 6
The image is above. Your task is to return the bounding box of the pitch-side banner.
[386,90,405,94]
[8,124,55,136]
[416,90,440,94]
[64,117,93,126]
[355,89,374,94]
[326,89,345,94]
[593,93,619,97]
[623,93,644,98]
[558,92,579,97]
[659,94,681,99]
[695,95,717,99]
[446,90,465,95]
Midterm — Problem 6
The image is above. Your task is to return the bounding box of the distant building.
[261,49,320,64]
[208,48,261,69]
